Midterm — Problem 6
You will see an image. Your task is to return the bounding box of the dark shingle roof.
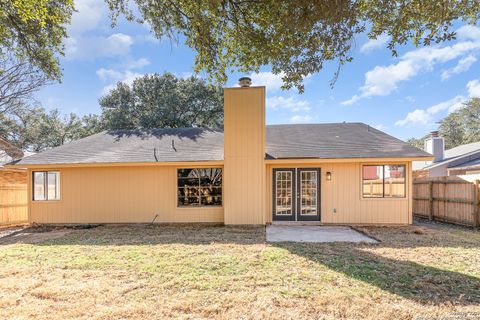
[13,123,430,166]
[265,123,431,159]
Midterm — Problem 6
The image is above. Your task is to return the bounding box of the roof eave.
[265,156,434,163]
[5,159,225,169]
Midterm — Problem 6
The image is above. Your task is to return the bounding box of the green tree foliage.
[438,112,465,149]
[106,0,480,91]
[406,136,426,149]
[407,98,480,150]
[99,73,223,130]
[0,102,101,152]
[1,0,74,80]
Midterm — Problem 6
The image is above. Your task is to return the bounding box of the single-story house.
[0,138,32,225]
[413,131,480,178]
[7,80,432,225]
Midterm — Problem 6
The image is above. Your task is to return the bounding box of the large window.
[33,171,60,201]
[177,168,222,207]
[362,165,405,198]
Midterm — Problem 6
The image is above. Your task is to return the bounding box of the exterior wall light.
[326,171,332,181]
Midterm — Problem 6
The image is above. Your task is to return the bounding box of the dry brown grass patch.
[0,222,478,319]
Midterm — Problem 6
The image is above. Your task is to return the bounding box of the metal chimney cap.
[238,77,252,87]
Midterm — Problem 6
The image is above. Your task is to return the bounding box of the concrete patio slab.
[266,225,378,243]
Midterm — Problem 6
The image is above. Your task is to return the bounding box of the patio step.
[271,221,323,226]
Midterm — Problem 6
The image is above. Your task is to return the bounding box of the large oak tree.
[99,73,224,130]
[106,0,480,92]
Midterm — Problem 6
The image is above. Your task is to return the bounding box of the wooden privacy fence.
[0,170,28,225]
[413,176,480,227]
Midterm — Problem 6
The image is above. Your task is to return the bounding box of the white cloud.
[396,95,465,127]
[360,34,390,54]
[267,96,311,112]
[467,79,480,97]
[96,57,150,94]
[395,95,465,127]
[124,58,150,69]
[441,55,477,80]
[456,24,480,41]
[96,68,142,94]
[65,0,135,61]
[248,71,312,91]
[68,0,105,36]
[405,96,415,103]
[343,25,480,105]
[249,72,285,91]
[397,78,480,127]
[66,33,133,60]
[289,115,313,123]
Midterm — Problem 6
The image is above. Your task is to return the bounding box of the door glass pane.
[275,171,292,215]
[33,172,46,201]
[300,171,317,215]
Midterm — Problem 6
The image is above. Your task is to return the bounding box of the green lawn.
[0,222,479,319]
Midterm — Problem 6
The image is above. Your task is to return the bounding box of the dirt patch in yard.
[0,227,71,245]
[0,222,478,319]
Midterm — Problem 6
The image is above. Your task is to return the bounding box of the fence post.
[429,181,433,221]
[475,180,480,228]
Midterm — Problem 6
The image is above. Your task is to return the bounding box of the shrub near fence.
[413,176,480,227]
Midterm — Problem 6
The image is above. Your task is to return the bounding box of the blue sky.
[36,0,480,141]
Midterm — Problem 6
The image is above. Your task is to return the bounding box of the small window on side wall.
[362,165,405,198]
[33,171,60,201]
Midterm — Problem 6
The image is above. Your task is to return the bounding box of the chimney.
[424,131,444,162]
[223,79,265,224]
[238,77,252,87]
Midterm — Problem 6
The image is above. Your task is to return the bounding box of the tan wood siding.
[266,161,412,225]
[0,170,28,225]
[29,165,224,224]
[223,87,266,224]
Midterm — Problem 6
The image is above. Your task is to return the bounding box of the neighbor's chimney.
[238,76,252,87]
[424,131,444,162]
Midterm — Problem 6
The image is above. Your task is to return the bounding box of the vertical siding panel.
[268,161,411,225]
[223,87,265,225]
[30,165,224,224]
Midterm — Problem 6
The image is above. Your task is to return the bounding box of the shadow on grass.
[274,242,480,306]
[0,224,266,246]
[3,224,479,306]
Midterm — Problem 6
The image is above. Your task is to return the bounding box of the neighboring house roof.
[0,138,35,167]
[0,150,35,167]
[11,123,431,166]
[449,157,480,170]
[444,141,480,159]
[423,140,480,171]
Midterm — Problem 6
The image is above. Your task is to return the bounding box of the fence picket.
[413,176,478,227]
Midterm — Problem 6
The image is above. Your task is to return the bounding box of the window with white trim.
[33,171,61,201]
